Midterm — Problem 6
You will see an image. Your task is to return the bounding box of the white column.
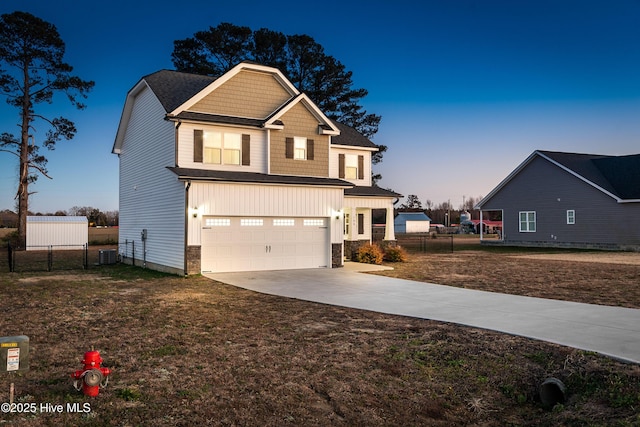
[384,206,395,241]
[479,210,484,241]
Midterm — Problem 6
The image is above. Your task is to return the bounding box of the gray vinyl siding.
[482,156,640,248]
[118,86,185,271]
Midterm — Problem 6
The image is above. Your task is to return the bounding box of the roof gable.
[169,62,298,116]
[114,61,381,153]
[476,150,640,207]
[264,93,340,135]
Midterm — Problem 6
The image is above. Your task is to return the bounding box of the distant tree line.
[396,194,500,225]
[0,207,118,228]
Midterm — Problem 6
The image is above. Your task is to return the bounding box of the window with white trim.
[519,211,536,232]
[205,218,230,226]
[567,210,575,224]
[204,131,241,165]
[240,219,263,226]
[345,154,358,180]
[294,136,306,160]
[303,219,324,226]
[273,219,295,226]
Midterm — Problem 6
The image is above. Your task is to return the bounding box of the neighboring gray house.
[394,212,432,233]
[475,150,640,250]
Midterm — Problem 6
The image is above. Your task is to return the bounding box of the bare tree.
[0,11,94,247]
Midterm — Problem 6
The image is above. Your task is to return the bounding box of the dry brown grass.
[375,249,640,308]
[0,246,639,426]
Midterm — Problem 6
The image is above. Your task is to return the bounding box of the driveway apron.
[205,267,640,364]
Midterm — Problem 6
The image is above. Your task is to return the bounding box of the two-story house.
[112,62,400,274]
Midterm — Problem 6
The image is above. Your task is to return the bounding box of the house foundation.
[186,245,201,275]
[331,243,343,268]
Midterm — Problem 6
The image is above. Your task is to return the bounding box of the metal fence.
[119,240,137,266]
[7,244,89,272]
[2,243,121,273]
[394,234,455,253]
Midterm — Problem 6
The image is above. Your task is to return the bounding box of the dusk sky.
[1,0,639,213]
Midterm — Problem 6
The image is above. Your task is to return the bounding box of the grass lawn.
[0,245,638,426]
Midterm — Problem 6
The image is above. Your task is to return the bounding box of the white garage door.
[201,217,329,273]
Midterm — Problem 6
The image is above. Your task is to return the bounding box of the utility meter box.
[0,336,29,373]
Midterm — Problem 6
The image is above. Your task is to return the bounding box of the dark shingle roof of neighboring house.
[539,150,640,200]
[143,69,216,113]
[478,150,640,207]
[167,167,353,187]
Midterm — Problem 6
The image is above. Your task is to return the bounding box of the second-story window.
[194,129,250,166]
[203,131,241,165]
[285,137,314,160]
[339,154,365,180]
[294,137,306,160]
[345,155,358,179]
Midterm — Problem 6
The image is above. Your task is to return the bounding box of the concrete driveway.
[205,264,640,364]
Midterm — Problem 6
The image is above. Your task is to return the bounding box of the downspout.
[183,180,191,276]
[174,121,182,166]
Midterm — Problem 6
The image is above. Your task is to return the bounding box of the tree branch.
[28,162,52,179]
[0,148,19,157]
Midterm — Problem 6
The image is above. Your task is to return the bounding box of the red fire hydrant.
[71,350,111,397]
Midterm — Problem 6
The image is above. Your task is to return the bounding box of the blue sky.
[1,0,639,213]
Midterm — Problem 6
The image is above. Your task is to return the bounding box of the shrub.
[384,245,407,262]
[355,243,384,265]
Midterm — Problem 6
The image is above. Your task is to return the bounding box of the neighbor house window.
[519,211,536,232]
[567,210,575,225]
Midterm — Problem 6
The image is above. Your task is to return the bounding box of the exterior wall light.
[192,207,199,218]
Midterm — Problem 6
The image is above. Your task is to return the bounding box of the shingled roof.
[478,150,640,207]
[331,121,378,149]
[145,69,377,146]
[167,167,353,188]
[143,69,216,113]
[539,151,640,200]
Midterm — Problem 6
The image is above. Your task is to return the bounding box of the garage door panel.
[201,216,329,273]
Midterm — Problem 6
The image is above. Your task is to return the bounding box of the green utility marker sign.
[0,336,29,372]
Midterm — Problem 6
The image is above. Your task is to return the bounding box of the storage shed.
[26,216,88,250]
[394,212,432,233]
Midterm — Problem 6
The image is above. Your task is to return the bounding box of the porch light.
[333,209,343,220]
[192,206,199,218]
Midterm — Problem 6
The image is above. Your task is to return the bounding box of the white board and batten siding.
[26,216,88,250]
[188,182,344,245]
[118,84,185,270]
